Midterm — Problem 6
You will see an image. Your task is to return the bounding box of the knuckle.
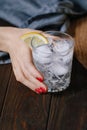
[24,70,31,79]
[30,66,41,76]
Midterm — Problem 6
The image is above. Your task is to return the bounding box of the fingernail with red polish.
[40,87,47,93]
[35,88,42,94]
[36,77,43,82]
[35,88,40,94]
[35,87,47,94]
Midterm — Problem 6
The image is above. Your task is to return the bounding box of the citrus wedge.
[21,31,48,48]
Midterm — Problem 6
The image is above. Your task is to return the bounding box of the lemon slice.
[21,31,48,48]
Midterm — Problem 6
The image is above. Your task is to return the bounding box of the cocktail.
[31,31,74,92]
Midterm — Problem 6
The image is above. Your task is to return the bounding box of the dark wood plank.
[0,64,11,116]
[47,58,87,130]
[47,15,87,130]
[0,70,51,130]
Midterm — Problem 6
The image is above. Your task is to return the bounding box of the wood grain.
[0,70,52,130]
[0,64,11,116]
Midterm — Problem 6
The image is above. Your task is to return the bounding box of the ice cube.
[62,50,73,64]
[32,44,52,64]
[53,40,70,54]
[36,44,52,54]
[50,63,68,75]
[33,52,52,64]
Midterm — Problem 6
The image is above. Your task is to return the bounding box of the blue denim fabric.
[0,0,87,64]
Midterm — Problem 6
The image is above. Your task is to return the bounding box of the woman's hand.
[0,27,48,94]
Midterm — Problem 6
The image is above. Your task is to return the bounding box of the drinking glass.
[31,31,74,92]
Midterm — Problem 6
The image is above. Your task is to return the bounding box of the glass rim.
[45,30,75,51]
[45,30,74,44]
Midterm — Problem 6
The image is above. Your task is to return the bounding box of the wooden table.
[0,16,87,130]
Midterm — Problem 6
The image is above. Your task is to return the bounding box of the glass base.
[48,85,69,93]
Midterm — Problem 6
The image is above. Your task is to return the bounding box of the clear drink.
[32,31,74,92]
